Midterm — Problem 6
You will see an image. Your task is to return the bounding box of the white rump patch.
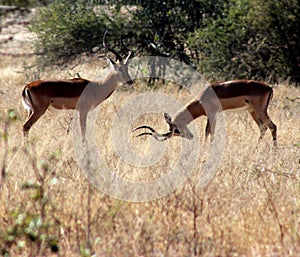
[22,97,32,112]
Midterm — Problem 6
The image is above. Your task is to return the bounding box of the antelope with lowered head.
[134,80,277,146]
[22,31,134,141]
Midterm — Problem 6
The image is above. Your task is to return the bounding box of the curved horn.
[103,30,123,63]
[133,125,157,133]
[120,36,134,64]
[133,126,173,141]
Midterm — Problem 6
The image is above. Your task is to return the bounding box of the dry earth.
[0,9,300,257]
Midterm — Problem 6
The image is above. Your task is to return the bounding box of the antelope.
[22,31,134,141]
[134,80,277,146]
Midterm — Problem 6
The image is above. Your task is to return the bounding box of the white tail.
[22,31,134,141]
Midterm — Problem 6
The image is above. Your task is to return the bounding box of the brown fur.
[172,80,277,145]
[22,59,133,141]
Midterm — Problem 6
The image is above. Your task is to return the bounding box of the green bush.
[29,0,300,83]
[30,0,111,66]
[188,0,300,82]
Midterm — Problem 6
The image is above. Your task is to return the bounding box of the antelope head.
[103,30,134,85]
[133,113,194,141]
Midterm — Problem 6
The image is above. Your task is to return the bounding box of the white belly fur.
[224,104,251,113]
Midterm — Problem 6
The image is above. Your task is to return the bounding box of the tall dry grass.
[0,52,300,257]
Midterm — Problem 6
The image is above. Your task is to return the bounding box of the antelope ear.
[164,113,172,124]
[107,58,117,70]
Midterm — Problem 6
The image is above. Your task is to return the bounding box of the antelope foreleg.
[205,118,211,140]
[79,111,87,142]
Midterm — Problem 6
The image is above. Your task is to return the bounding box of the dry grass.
[0,48,300,257]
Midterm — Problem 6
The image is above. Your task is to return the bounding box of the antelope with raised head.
[22,31,134,141]
[134,80,277,146]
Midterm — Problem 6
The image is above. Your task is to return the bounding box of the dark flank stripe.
[211,80,272,99]
[26,78,90,98]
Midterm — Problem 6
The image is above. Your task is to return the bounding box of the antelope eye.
[174,128,180,134]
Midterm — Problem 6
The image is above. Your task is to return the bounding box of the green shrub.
[188,0,300,83]
[30,0,111,66]
[29,0,300,83]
